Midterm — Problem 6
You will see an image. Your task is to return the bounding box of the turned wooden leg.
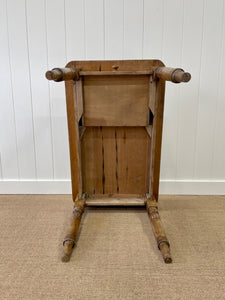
[61,199,85,262]
[146,199,172,264]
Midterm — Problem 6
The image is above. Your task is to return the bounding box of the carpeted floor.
[1,195,225,300]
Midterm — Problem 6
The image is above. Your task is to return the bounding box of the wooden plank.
[75,78,83,121]
[87,193,143,199]
[81,127,150,195]
[80,71,153,76]
[116,128,150,194]
[149,75,156,115]
[66,60,164,71]
[81,127,103,194]
[65,81,82,200]
[101,127,118,194]
[86,198,145,206]
[83,75,149,126]
[149,80,165,201]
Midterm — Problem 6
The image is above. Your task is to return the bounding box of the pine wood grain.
[83,75,149,126]
[81,127,150,195]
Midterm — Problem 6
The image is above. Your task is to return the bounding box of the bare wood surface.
[81,127,150,195]
[46,67,79,82]
[79,70,153,76]
[79,126,86,140]
[65,81,82,200]
[149,75,156,114]
[149,79,165,201]
[154,67,191,83]
[146,198,172,264]
[83,75,149,126]
[86,198,145,206]
[145,125,152,138]
[46,60,191,264]
[61,199,85,262]
[66,60,165,71]
[86,193,144,199]
[75,78,84,121]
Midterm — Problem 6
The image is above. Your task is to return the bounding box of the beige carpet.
[1,195,225,300]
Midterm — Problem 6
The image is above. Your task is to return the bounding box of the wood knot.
[112,64,119,70]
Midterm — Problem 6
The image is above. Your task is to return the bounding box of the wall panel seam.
[44,0,55,179]
[64,0,68,62]
[193,0,205,178]
[5,0,20,179]
[210,0,225,178]
[25,0,37,179]
[175,0,185,180]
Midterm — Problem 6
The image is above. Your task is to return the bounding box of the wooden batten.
[149,80,165,201]
[65,81,83,199]
[149,75,156,115]
[86,197,145,206]
[79,70,153,76]
[75,77,84,122]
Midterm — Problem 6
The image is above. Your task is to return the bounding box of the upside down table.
[46,60,191,263]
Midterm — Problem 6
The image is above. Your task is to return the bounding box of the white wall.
[0,0,225,195]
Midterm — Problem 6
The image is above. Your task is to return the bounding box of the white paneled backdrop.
[0,0,225,194]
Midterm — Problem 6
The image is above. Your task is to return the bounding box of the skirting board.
[0,180,225,195]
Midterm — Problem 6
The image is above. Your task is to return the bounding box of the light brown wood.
[46,67,79,82]
[154,67,191,83]
[64,81,82,200]
[81,127,150,195]
[149,79,165,201]
[79,70,153,76]
[79,126,86,140]
[86,197,145,206]
[46,60,191,264]
[145,125,152,138]
[149,75,156,115]
[66,60,164,72]
[146,198,172,263]
[86,193,144,199]
[75,77,83,122]
[61,199,85,262]
[83,75,149,126]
